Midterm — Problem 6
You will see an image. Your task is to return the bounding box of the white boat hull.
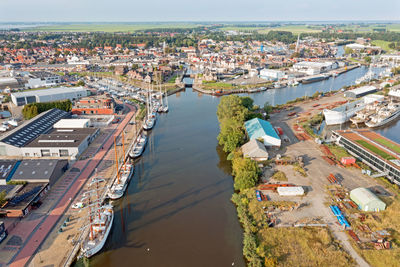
[82,207,114,258]
[365,110,400,128]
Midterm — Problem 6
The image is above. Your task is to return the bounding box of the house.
[244,118,281,147]
[241,139,269,161]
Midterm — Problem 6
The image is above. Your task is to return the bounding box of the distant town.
[0,22,400,267]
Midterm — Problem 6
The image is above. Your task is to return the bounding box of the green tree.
[217,95,249,124]
[77,80,85,86]
[232,152,260,191]
[344,47,354,55]
[364,56,372,63]
[0,190,6,206]
[241,96,254,110]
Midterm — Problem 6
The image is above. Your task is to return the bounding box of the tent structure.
[350,187,386,212]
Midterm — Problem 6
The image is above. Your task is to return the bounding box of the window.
[41,149,50,157]
[25,153,30,157]
[59,149,69,157]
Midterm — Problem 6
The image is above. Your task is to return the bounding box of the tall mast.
[114,136,120,184]
[165,84,168,108]
[122,131,126,171]
[159,73,163,107]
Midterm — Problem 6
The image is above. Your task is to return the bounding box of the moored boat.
[81,204,114,258]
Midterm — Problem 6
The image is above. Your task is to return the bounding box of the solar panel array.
[1,109,69,148]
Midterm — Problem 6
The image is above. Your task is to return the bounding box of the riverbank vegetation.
[216,95,262,190]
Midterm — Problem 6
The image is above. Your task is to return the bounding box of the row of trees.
[22,99,72,119]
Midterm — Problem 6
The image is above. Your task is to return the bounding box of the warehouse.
[2,182,50,217]
[21,128,99,158]
[53,119,91,128]
[0,160,20,185]
[241,139,269,161]
[0,108,70,156]
[245,118,281,147]
[11,86,87,106]
[350,187,386,212]
[344,86,377,98]
[10,159,68,184]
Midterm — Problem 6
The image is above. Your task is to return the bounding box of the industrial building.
[0,108,70,156]
[241,139,269,161]
[54,119,91,128]
[344,86,377,98]
[21,127,99,158]
[244,118,281,147]
[10,159,68,184]
[11,86,87,106]
[24,71,61,89]
[1,182,50,217]
[292,61,338,75]
[0,160,20,185]
[333,129,400,185]
[350,187,386,212]
[259,69,285,81]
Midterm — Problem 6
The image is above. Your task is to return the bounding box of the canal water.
[86,66,397,267]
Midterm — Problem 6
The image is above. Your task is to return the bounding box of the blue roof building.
[244,118,281,147]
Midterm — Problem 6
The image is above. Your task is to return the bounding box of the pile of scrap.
[373,239,391,250]
[327,173,340,184]
[347,229,361,243]
[320,145,345,167]
[259,183,295,192]
[275,155,304,167]
[292,124,311,141]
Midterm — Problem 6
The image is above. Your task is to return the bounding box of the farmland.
[25,23,201,32]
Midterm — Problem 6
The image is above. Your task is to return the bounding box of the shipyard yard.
[1,7,400,266]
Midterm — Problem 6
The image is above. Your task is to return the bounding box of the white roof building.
[53,119,90,129]
[11,86,87,106]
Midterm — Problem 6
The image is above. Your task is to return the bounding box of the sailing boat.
[129,132,148,158]
[81,179,114,258]
[107,134,134,200]
[162,84,169,112]
[143,85,156,130]
[157,80,164,113]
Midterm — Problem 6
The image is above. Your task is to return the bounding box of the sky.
[0,0,399,22]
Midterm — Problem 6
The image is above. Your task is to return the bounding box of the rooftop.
[245,118,280,140]
[25,127,98,148]
[0,108,70,148]
[337,129,400,168]
[346,86,377,96]
[12,159,66,181]
[11,86,86,98]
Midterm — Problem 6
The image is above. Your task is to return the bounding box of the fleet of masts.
[78,84,168,259]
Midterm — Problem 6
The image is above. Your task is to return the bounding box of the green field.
[356,140,396,160]
[375,138,400,154]
[371,40,395,51]
[25,23,201,32]
[221,24,323,34]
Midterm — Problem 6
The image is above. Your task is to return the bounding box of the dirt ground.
[259,92,384,266]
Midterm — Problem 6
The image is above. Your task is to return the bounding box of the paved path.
[8,104,135,267]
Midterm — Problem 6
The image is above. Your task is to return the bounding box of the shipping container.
[341,157,356,165]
